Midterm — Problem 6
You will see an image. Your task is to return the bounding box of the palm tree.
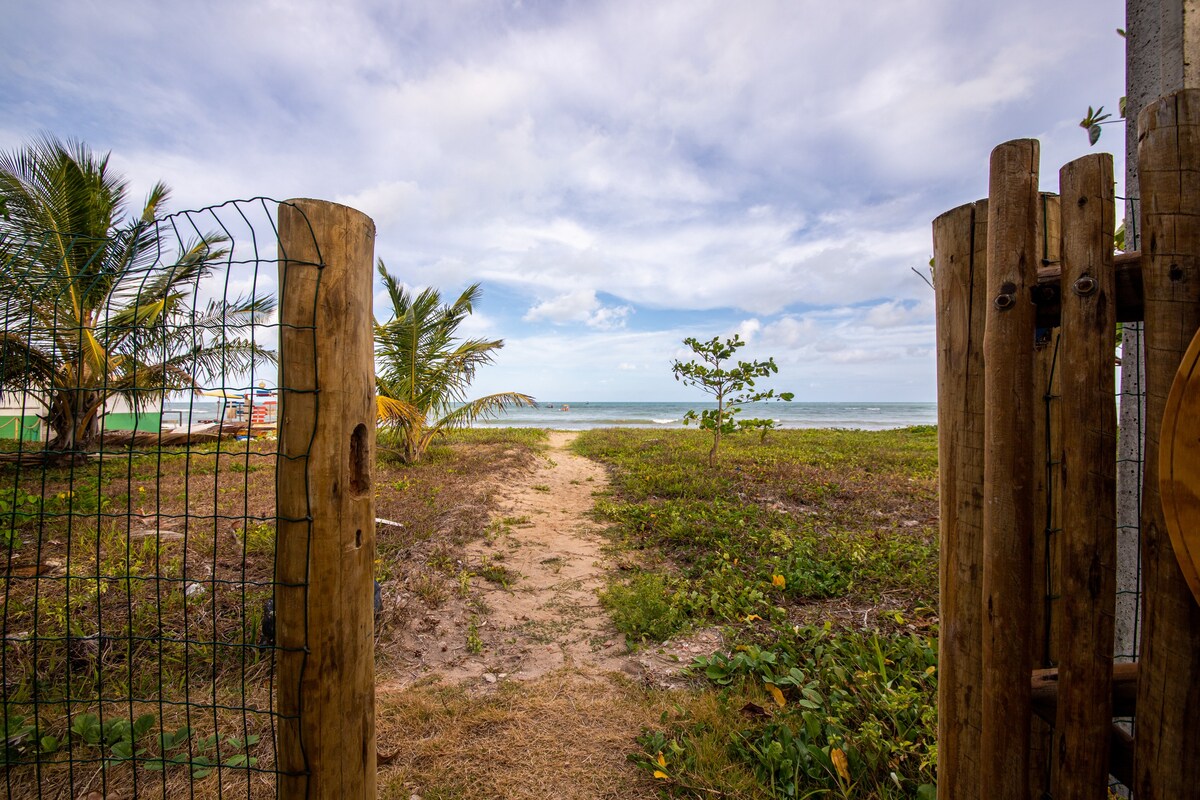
[373,260,534,463]
[0,135,276,452]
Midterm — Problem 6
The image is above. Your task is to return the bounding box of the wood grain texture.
[1133,88,1200,800]
[933,200,987,800]
[1053,153,1117,800]
[981,139,1039,800]
[1028,193,1061,800]
[1160,326,1200,604]
[277,199,378,800]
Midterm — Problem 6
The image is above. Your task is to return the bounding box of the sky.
[0,0,1126,403]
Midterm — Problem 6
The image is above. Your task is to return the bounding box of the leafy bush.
[636,626,938,798]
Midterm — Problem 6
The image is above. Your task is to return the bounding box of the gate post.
[276,199,377,799]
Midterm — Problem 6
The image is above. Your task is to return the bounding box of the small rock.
[482,673,497,683]
[185,582,206,598]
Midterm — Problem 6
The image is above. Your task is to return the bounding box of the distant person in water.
[561,404,570,411]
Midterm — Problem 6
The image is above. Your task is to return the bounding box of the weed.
[466,620,484,654]
[600,572,684,644]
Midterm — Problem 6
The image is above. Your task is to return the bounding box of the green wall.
[103,412,162,433]
[0,415,42,442]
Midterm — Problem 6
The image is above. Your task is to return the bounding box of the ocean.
[470,401,936,431]
[164,400,937,431]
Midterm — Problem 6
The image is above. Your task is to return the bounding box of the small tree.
[671,334,793,467]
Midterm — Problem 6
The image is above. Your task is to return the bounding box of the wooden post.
[276,199,377,799]
[1053,153,1117,800]
[1028,193,1061,800]
[933,199,988,800]
[981,139,1039,800]
[1133,89,1200,800]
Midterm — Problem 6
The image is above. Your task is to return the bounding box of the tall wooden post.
[1028,193,1061,800]
[1053,153,1117,800]
[1133,89,1200,800]
[933,199,988,800]
[276,199,378,799]
[981,139,1039,800]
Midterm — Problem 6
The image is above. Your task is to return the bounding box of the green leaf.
[1089,124,1102,146]
[133,714,156,739]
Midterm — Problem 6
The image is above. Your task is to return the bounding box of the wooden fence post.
[1028,192,1061,799]
[276,199,378,799]
[933,200,988,800]
[1053,153,1117,800]
[1133,89,1200,800]
[981,139,1039,800]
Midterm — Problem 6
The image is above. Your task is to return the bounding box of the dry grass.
[376,669,673,800]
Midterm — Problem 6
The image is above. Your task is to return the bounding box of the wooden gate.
[932,88,1200,799]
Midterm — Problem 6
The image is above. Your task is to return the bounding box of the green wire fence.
[0,198,379,799]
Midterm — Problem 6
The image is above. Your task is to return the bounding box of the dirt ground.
[376,431,715,692]
[373,431,717,800]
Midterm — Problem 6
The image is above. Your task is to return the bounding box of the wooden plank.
[1033,251,1144,326]
[933,199,987,800]
[1134,89,1200,800]
[1052,153,1118,800]
[1031,663,1138,719]
[1160,326,1200,604]
[981,139,1040,800]
[277,199,378,800]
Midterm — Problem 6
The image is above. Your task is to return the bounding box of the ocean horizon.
[164,400,937,432]
[470,400,936,431]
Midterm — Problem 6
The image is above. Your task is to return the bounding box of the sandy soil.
[376,431,717,691]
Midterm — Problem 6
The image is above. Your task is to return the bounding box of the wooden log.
[1033,251,1144,327]
[1030,662,1138,720]
[933,199,988,800]
[1028,193,1061,800]
[1052,153,1117,800]
[1133,88,1200,800]
[277,199,378,800]
[981,139,1039,800]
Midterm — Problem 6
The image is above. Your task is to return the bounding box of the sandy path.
[452,430,630,682]
[376,430,717,692]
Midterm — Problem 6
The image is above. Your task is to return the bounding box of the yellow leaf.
[656,752,667,767]
[766,683,786,708]
[653,770,670,780]
[831,748,850,782]
[771,574,786,589]
[744,614,762,622]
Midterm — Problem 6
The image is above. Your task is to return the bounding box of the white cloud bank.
[0,0,1126,401]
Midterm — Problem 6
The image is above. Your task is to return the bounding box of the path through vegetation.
[373,431,708,799]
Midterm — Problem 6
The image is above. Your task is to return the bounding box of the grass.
[375,669,672,800]
[0,427,548,798]
[2,423,939,799]
[574,427,939,798]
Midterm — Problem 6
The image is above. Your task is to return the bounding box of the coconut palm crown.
[373,260,534,463]
[0,135,276,451]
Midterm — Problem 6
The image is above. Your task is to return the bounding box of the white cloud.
[523,290,632,329]
[0,0,1125,401]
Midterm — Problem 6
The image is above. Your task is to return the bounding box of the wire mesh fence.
[0,198,322,798]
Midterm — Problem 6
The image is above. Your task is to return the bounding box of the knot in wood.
[1072,275,1097,297]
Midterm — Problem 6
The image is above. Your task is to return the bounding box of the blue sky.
[1,1,1125,402]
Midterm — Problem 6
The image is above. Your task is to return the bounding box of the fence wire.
[0,198,320,799]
